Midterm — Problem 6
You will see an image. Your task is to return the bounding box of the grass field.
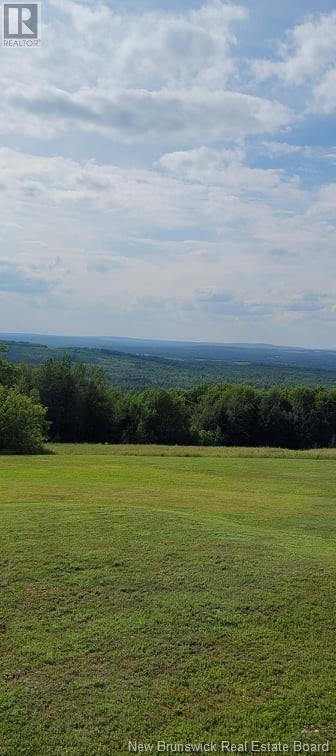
[0,445,335,755]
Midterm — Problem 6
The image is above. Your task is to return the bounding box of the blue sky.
[1,0,336,347]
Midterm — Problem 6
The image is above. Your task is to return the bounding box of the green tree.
[123,389,191,444]
[34,358,83,441]
[259,389,293,448]
[191,384,260,446]
[82,373,122,443]
[0,343,18,388]
[0,387,48,453]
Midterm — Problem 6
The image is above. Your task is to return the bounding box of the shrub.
[0,387,48,454]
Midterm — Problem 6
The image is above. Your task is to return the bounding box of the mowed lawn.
[0,445,335,755]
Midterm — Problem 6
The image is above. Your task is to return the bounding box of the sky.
[1,0,336,348]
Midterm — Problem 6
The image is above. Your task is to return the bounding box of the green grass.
[0,445,335,755]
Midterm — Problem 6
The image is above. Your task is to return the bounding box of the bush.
[0,387,48,454]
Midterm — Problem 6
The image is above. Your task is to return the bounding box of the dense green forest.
[4,339,336,389]
[1,345,336,452]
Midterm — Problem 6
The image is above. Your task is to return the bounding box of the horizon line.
[1,331,335,354]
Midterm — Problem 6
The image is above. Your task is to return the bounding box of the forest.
[4,338,336,389]
[1,345,336,453]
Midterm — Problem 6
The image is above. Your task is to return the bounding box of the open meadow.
[0,445,335,755]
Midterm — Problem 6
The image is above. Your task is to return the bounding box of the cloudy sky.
[1,0,336,347]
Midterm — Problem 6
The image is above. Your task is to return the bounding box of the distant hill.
[1,332,336,366]
[1,335,336,389]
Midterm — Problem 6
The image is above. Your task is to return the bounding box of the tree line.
[1,348,336,452]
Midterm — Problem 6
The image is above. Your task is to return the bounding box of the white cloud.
[0,260,50,295]
[0,146,311,239]
[159,146,309,213]
[261,142,303,157]
[196,287,331,318]
[260,142,336,163]
[306,182,336,224]
[1,145,336,337]
[48,0,246,90]
[312,66,336,114]
[0,84,291,143]
[0,0,292,143]
[1,1,336,346]
[252,11,336,85]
